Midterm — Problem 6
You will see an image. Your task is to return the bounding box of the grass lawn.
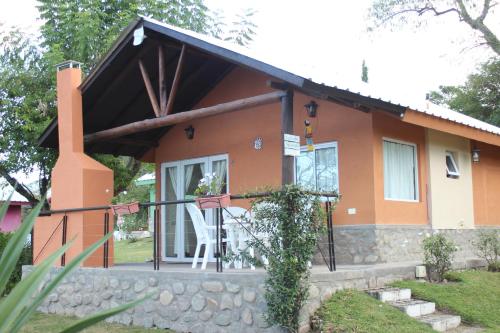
[114,237,153,264]
[392,270,500,332]
[317,289,435,333]
[21,312,164,333]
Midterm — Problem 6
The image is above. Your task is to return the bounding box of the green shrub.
[0,232,32,295]
[472,230,499,272]
[241,185,328,332]
[423,233,456,282]
[488,261,500,272]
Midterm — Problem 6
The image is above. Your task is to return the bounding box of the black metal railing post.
[326,199,336,271]
[152,207,160,271]
[60,214,68,266]
[215,207,220,272]
[156,207,161,270]
[218,207,224,272]
[103,211,109,268]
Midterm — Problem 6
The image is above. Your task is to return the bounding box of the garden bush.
[473,230,499,272]
[423,233,456,282]
[240,185,329,332]
[0,232,32,295]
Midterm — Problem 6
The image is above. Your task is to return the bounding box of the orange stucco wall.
[472,141,500,226]
[153,66,500,229]
[372,112,429,225]
[154,67,376,225]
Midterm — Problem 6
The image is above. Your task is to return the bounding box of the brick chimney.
[34,61,115,267]
[56,61,84,155]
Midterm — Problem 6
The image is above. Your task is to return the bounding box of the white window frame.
[383,137,419,202]
[294,141,339,194]
[160,153,228,262]
[445,151,460,178]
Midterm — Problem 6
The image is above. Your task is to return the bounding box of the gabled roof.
[38,16,500,158]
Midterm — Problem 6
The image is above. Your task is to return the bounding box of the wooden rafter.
[86,45,154,114]
[138,59,161,118]
[104,138,158,147]
[158,45,167,116]
[164,44,187,116]
[84,90,286,144]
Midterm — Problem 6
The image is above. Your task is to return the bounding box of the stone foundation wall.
[316,225,499,265]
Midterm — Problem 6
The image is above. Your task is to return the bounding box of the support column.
[281,90,294,185]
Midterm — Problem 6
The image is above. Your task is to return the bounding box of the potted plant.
[194,173,230,209]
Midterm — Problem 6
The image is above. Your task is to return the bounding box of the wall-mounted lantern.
[184,125,195,140]
[304,100,318,118]
[472,148,480,163]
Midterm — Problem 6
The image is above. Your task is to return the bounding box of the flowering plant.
[194,173,224,196]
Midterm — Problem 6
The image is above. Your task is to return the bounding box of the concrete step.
[367,288,412,303]
[389,299,436,317]
[418,313,461,332]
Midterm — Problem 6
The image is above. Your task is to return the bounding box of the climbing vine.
[240,185,329,332]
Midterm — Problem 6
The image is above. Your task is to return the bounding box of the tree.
[0,27,57,204]
[429,59,500,126]
[0,1,256,205]
[361,59,369,83]
[369,0,500,55]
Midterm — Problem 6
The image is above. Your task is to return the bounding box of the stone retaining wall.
[23,261,430,333]
[316,225,499,265]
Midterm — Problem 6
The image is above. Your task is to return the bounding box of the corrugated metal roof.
[144,17,500,136]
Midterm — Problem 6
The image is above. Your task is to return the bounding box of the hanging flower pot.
[111,202,140,215]
[195,194,231,209]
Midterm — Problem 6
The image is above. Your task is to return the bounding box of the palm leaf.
[0,200,42,296]
[0,239,73,332]
[59,294,151,333]
[9,232,113,333]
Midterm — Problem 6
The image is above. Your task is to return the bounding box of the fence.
[38,191,338,272]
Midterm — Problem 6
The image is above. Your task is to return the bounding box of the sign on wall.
[284,134,300,156]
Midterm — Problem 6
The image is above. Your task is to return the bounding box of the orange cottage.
[36,17,500,266]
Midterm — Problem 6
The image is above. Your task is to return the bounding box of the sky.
[0,0,497,106]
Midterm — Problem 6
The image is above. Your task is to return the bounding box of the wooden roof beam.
[84,90,286,144]
[138,59,161,117]
[158,45,167,116]
[164,44,186,116]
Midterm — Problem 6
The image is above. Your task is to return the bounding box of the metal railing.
[37,191,338,272]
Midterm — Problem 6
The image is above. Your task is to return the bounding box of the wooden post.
[165,44,186,116]
[281,90,294,185]
[138,59,161,118]
[158,45,167,116]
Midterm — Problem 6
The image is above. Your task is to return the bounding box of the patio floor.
[109,260,421,280]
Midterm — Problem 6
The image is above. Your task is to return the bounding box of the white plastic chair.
[185,203,226,270]
[223,207,252,269]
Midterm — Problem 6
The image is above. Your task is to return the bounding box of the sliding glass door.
[161,154,228,262]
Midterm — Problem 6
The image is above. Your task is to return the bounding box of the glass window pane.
[165,167,178,257]
[383,140,417,200]
[212,160,227,194]
[184,163,205,258]
[296,151,315,190]
[446,155,457,173]
[315,147,337,192]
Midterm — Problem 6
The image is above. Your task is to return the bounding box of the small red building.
[0,188,30,233]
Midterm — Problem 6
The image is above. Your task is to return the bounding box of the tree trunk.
[0,165,39,205]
